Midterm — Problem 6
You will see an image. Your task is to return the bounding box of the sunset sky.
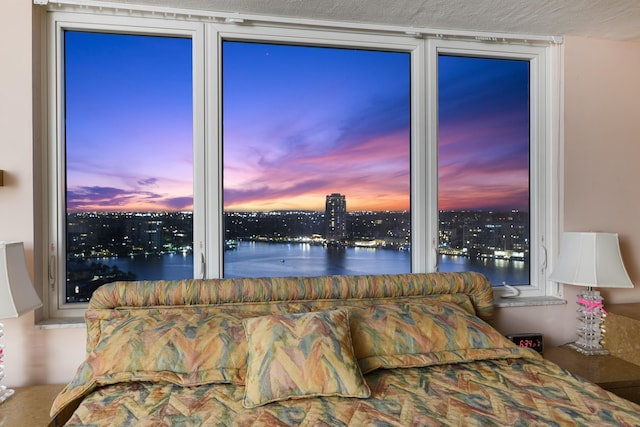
[438,55,529,211]
[65,32,529,213]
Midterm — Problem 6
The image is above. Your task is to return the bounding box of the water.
[101,252,194,281]
[100,241,529,285]
[438,254,529,286]
[224,242,411,277]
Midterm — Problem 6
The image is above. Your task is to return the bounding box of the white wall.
[2,4,640,387]
[1,1,86,387]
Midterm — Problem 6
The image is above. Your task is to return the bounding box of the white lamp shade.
[549,232,634,288]
[0,241,43,318]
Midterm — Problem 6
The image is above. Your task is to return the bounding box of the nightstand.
[0,384,63,427]
[545,345,640,404]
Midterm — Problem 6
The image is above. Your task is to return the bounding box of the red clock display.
[506,333,544,353]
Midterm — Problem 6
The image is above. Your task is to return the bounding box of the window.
[437,55,530,286]
[43,7,560,318]
[222,41,411,277]
[63,30,194,303]
[427,39,555,298]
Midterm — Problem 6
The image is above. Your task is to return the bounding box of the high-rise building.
[325,193,347,241]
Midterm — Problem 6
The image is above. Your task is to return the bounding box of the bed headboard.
[89,272,494,320]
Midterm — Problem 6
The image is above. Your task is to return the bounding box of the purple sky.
[65,32,193,212]
[65,33,529,213]
[438,55,529,211]
[222,41,410,212]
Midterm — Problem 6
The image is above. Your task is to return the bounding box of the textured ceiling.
[92,0,640,41]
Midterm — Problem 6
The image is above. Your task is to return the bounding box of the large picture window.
[44,8,559,318]
[222,41,411,277]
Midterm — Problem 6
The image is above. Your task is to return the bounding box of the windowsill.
[494,295,566,308]
[36,317,85,329]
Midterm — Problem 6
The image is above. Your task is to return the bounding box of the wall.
[1,4,640,387]
[493,35,640,342]
[1,1,86,388]
[562,35,640,305]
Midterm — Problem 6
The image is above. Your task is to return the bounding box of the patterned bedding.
[59,359,640,426]
[51,272,640,426]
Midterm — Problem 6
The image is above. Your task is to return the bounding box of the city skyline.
[65,33,529,214]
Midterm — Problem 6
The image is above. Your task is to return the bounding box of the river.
[100,241,529,285]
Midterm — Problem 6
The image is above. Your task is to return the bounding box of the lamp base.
[571,289,608,356]
[0,322,13,404]
[567,341,609,356]
[0,386,15,404]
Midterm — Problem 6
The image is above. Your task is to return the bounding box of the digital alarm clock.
[506,333,544,353]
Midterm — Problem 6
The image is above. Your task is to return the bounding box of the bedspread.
[51,273,640,426]
[62,357,640,426]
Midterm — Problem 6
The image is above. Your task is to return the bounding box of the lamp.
[549,232,634,355]
[0,241,42,404]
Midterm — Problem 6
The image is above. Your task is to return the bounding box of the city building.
[325,193,347,242]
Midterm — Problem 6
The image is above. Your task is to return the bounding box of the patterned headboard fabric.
[89,272,494,319]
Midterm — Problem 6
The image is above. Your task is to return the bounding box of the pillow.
[85,308,251,386]
[242,308,371,408]
[346,301,535,373]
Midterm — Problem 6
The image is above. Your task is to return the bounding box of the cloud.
[67,185,192,212]
[165,196,193,211]
[334,93,410,150]
[222,90,411,212]
[137,177,158,186]
[67,186,135,210]
[224,178,331,208]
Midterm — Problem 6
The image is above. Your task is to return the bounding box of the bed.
[51,272,640,426]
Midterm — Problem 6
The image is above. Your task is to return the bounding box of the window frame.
[426,38,560,299]
[208,24,425,278]
[44,13,206,318]
[41,7,561,320]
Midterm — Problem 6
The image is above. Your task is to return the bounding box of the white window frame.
[44,13,206,318]
[40,5,561,320]
[426,38,561,300]
[206,24,425,278]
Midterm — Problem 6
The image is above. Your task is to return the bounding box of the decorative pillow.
[242,308,371,408]
[346,301,537,373]
[85,307,251,386]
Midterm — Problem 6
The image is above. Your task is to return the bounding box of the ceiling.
[92,0,640,41]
